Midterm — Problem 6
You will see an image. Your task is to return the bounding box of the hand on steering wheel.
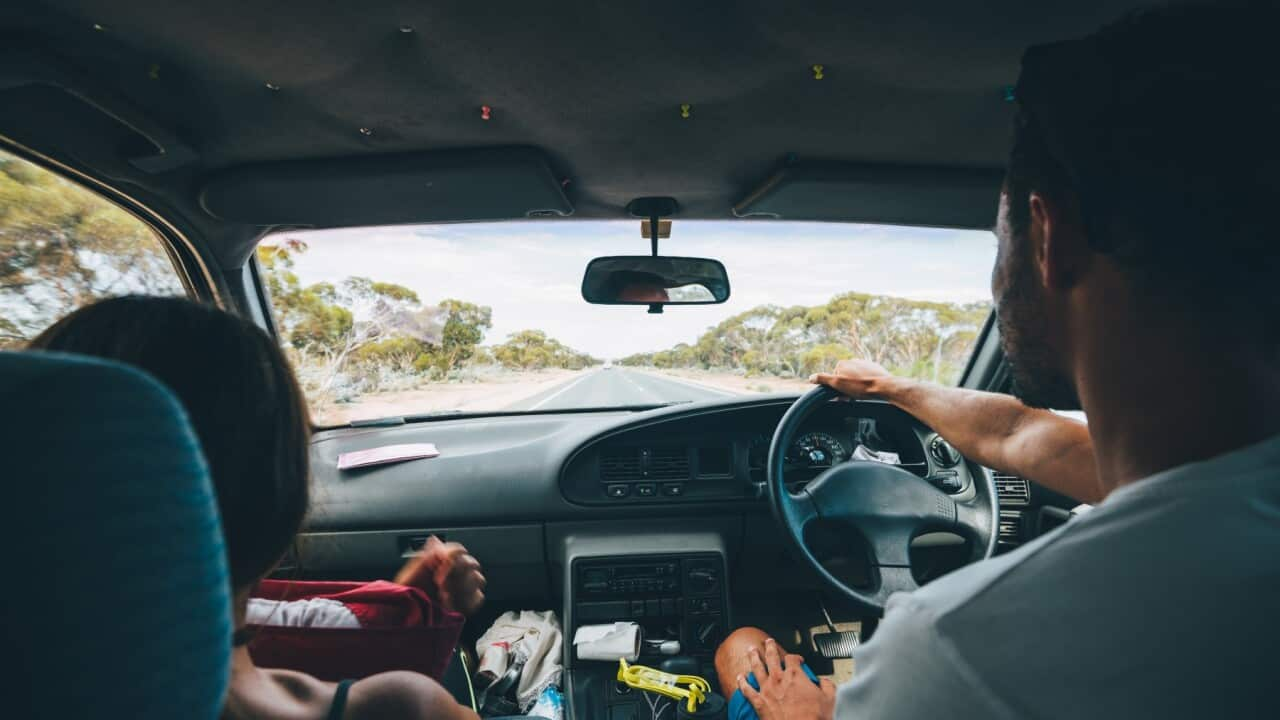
[767,385,998,614]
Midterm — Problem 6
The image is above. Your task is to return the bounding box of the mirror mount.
[626,197,679,258]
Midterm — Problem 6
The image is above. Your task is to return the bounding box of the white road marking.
[622,373,655,396]
[527,371,599,410]
[629,369,739,397]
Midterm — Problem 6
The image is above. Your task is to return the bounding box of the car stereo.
[572,553,728,657]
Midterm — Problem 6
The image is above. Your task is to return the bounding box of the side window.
[0,148,185,349]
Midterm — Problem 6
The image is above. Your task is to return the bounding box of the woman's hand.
[394,536,487,616]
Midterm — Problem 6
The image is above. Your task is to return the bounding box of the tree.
[0,151,183,348]
[492,329,596,370]
[257,240,444,400]
[620,290,991,385]
[425,299,492,377]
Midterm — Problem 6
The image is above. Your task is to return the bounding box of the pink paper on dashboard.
[337,443,440,470]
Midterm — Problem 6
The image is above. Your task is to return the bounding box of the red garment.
[247,579,464,681]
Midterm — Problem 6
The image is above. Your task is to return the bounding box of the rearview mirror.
[581,256,730,306]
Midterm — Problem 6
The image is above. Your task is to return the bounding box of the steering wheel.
[767,385,998,615]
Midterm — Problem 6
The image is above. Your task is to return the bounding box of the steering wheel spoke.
[782,487,820,529]
[869,564,919,605]
[954,500,989,542]
[861,521,918,567]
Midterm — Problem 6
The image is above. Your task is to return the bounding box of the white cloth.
[244,597,360,628]
[573,622,642,661]
[837,432,1280,719]
[476,610,563,710]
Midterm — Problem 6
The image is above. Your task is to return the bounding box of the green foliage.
[0,151,184,347]
[257,241,585,410]
[621,291,990,384]
[429,299,493,376]
[492,329,596,370]
[353,336,426,367]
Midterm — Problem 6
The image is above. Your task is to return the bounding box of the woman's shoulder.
[345,671,480,720]
[226,668,336,719]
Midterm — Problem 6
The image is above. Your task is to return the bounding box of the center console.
[573,554,729,660]
[556,526,734,720]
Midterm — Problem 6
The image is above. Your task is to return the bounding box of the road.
[503,368,739,411]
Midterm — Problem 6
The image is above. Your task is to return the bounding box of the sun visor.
[199,147,573,227]
[733,164,1004,229]
[0,49,199,174]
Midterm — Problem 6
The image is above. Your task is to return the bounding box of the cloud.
[275,221,996,358]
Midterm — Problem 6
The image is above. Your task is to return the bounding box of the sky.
[273,220,997,359]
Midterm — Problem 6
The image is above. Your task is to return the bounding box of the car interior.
[0,1,1142,717]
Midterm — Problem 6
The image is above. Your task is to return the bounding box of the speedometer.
[788,432,849,468]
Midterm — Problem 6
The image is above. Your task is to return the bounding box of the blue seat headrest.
[0,351,231,719]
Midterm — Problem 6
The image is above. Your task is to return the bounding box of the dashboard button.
[635,483,657,497]
[927,472,963,493]
[579,601,629,622]
[606,484,631,498]
[929,436,962,468]
[660,483,685,497]
[686,596,721,615]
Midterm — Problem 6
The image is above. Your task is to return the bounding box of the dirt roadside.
[311,368,587,425]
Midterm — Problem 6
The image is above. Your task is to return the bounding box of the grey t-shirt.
[837,433,1280,718]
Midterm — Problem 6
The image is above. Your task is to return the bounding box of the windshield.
[260,221,995,426]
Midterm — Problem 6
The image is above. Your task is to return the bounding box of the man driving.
[716,5,1280,718]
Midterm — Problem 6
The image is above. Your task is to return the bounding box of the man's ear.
[1028,191,1090,292]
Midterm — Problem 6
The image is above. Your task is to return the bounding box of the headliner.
[0,1,1154,261]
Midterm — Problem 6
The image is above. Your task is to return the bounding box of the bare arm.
[347,670,482,720]
[812,359,1102,504]
[394,535,487,616]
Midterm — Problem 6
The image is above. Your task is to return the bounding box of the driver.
[717,6,1280,719]
[606,270,672,303]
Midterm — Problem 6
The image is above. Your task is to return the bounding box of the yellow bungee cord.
[617,658,712,713]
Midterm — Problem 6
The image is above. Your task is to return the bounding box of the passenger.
[30,295,483,720]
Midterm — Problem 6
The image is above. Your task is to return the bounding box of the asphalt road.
[503,368,737,411]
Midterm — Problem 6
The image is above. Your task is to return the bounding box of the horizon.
[271,220,998,359]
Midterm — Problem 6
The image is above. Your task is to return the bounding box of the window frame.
[0,136,224,310]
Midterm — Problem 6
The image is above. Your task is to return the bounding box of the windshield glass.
[260,221,995,426]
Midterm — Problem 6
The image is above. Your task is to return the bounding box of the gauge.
[788,432,849,468]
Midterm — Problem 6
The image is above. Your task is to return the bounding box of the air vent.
[646,446,691,481]
[994,474,1030,506]
[599,446,690,483]
[998,510,1023,546]
[600,450,643,483]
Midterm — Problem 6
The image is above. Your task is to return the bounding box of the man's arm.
[811,359,1101,504]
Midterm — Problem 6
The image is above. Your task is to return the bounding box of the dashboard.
[296,394,997,624]
[301,395,982,536]
[559,400,970,505]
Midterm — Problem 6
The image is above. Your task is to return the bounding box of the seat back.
[1,351,231,719]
